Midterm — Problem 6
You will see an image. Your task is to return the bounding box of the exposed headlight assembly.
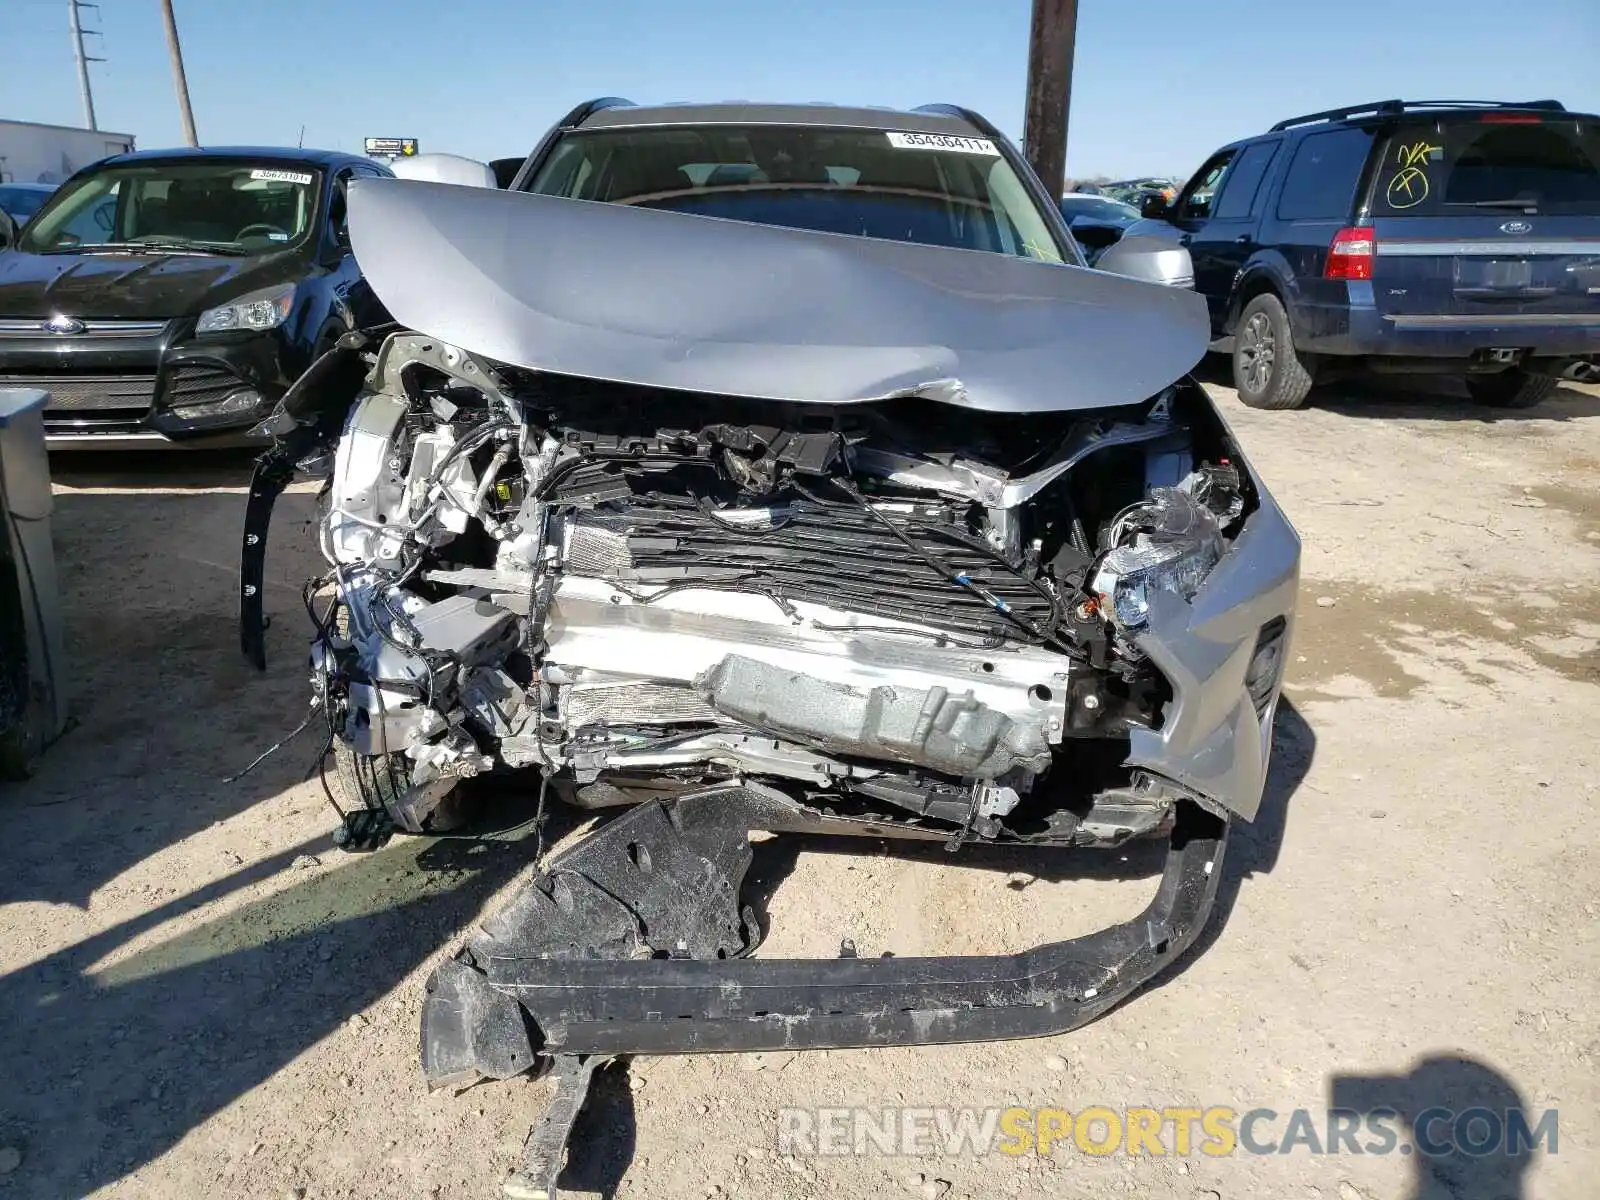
[1090,487,1224,631]
[196,283,295,334]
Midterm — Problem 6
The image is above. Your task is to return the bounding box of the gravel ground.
[1,374,1597,1200]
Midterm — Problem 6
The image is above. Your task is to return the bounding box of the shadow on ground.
[559,1060,640,1197]
[1330,1053,1544,1200]
[1196,354,1600,423]
[1314,378,1600,424]
[44,448,263,491]
[1153,696,1315,990]
[0,472,542,1197]
[0,476,323,912]
[0,812,535,1199]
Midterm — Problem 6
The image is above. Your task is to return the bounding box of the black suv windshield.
[1373,116,1600,215]
[525,124,1066,262]
[19,161,322,255]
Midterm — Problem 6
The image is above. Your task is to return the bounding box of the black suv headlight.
[196,283,295,335]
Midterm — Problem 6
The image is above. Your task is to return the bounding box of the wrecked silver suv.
[240,100,1298,1190]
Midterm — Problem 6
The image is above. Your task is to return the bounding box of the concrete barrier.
[0,388,67,779]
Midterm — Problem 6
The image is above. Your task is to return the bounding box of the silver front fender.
[1126,486,1301,821]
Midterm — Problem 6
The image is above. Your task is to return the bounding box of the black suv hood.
[0,249,304,321]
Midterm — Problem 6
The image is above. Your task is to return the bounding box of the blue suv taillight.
[1325,227,1376,280]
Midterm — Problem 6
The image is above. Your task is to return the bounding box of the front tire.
[1465,370,1558,410]
[328,740,467,834]
[1233,293,1314,411]
[322,598,465,834]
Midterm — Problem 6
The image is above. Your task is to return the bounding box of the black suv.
[1141,100,1600,409]
[0,147,392,448]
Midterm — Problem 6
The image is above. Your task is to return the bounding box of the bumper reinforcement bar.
[422,784,1227,1074]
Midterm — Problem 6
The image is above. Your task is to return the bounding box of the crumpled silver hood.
[346,177,1209,413]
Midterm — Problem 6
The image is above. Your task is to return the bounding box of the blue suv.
[1142,100,1600,409]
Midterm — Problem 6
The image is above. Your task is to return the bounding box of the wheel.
[310,321,346,366]
[321,600,466,834]
[327,739,468,834]
[1465,370,1558,409]
[1232,293,1314,410]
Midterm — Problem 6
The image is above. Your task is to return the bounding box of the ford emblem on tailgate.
[42,314,87,335]
[1500,221,1533,235]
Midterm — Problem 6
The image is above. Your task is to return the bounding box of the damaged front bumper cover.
[421,785,1226,1082]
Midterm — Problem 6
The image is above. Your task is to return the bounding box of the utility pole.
[158,0,200,147]
[1022,0,1079,199]
[68,0,103,130]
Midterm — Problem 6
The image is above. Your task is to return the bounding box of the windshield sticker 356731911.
[249,169,315,185]
[886,131,999,156]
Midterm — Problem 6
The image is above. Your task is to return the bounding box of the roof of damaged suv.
[93,145,368,170]
[577,102,990,137]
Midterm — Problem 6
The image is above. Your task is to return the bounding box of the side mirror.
[1140,193,1171,219]
[1095,234,1195,289]
[489,157,526,189]
[0,211,15,252]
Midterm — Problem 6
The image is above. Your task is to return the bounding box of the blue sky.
[4,0,1597,180]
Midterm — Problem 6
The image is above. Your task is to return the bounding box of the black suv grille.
[165,365,243,407]
[0,372,158,412]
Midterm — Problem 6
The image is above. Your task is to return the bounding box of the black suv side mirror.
[1140,193,1171,220]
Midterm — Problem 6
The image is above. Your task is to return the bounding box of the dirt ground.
[2,373,1597,1200]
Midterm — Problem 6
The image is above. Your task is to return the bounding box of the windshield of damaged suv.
[1373,115,1600,215]
[525,125,1067,262]
[18,161,321,255]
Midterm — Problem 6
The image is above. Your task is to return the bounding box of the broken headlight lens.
[196,283,295,334]
[1091,539,1222,629]
[1089,487,1225,631]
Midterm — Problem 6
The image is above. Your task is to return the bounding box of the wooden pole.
[159,0,199,147]
[1022,0,1078,198]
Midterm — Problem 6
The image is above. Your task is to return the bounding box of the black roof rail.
[506,97,635,192]
[1269,98,1566,132]
[563,97,636,127]
[914,103,1012,144]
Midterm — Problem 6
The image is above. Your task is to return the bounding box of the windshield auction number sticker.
[249,169,315,185]
[886,131,999,156]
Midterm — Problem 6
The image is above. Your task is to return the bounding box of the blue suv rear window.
[1372,116,1600,216]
